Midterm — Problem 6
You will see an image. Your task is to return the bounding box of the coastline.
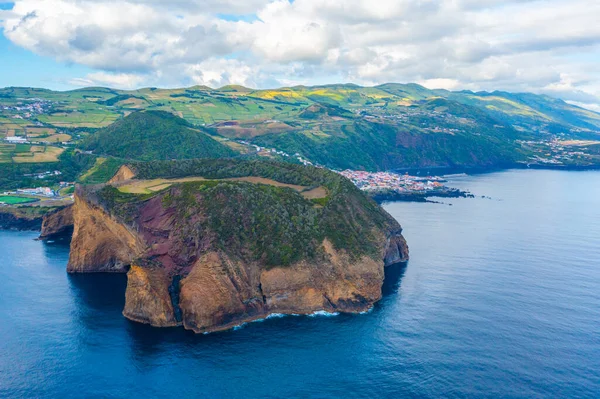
[1,163,599,233]
[370,189,473,204]
[391,162,600,176]
[0,208,45,231]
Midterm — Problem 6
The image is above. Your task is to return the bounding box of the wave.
[308,310,340,317]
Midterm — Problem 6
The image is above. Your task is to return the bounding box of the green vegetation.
[79,157,124,184]
[1,82,600,192]
[0,196,37,205]
[0,205,60,226]
[93,159,398,266]
[0,150,96,190]
[131,158,334,185]
[83,110,236,161]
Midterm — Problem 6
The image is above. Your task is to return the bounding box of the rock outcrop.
[39,205,74,240]
[0,208,44,231]
[68,160,409,333]
[123,266,178,327]
[384,232,410,266]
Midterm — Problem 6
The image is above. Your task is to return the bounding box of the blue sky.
[0,31,94,90]
[0,1,92,89]
[0,0,599,110]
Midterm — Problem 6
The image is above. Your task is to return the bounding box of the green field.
[0,195,38,205]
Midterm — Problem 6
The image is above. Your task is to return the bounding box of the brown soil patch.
[29,133,72,143]
[301,186,328,199]
[223,176,306,191]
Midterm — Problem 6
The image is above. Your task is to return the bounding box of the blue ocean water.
[1,169,599,398]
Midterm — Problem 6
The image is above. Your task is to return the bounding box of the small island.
[52,159,409,333]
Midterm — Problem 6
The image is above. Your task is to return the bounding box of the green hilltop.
[82,110,235,161]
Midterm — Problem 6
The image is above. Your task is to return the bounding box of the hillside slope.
[2,83,600,175]
[83,110,236,161]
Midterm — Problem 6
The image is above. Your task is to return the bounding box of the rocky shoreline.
[0,205,74,239]
[369,188,474,203]
[0,207,47,231]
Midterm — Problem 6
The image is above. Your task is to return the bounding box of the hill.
[82,110,237,161]
[68,159,409,333]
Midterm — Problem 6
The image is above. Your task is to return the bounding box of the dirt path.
[116,176,328,199]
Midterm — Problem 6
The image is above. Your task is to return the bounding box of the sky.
[0,0,599,110]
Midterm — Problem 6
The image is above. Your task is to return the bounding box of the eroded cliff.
[0,208,45,231]
[68,160,409,333]
[68,192,146,273]
[39,205,74,240]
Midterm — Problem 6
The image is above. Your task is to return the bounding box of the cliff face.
[68,192,146,273]
[68,161,409,333]
[384,233,410,266]
[39,205,74,240]
[123,266,178,327]
[0,208,44,231]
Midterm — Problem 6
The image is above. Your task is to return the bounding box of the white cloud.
[185,58,256,88]
[69,72,147,89]
[566,101,600,113]
[419,79,461,91]
[1,0,599,109]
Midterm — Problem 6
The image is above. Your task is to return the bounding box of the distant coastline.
[392,162,600,177]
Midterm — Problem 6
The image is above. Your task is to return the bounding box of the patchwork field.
[5,145,65,163]
[25,127,57,136]
[1,82,600,175]
[37,111,120,128]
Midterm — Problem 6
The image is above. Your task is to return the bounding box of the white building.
[5,136,28,144]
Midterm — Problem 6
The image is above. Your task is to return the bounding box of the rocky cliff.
[0,208,44,231]
[39,205,74,240]
[68,192,146,273]
[68,160,409,333]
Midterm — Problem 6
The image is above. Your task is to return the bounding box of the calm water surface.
[1,169,599,398]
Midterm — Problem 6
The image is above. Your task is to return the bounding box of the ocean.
[1,169,599,398]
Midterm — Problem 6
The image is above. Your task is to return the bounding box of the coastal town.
[337,169,469,200]
[233,139,466,198]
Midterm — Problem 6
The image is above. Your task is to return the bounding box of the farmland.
[0,82,599,193]
[0,142,65,163]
